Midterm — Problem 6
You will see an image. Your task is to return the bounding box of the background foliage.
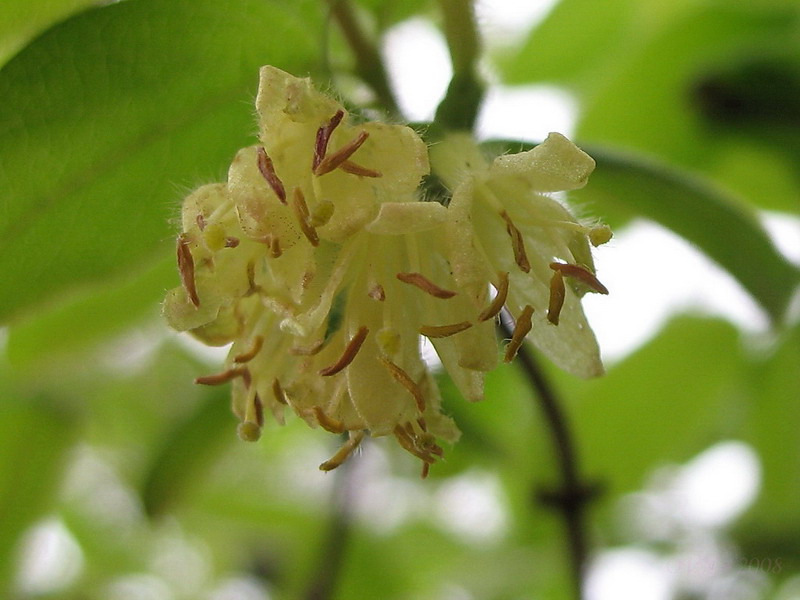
[1,0,798,598]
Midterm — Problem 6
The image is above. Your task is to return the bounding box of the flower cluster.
[163,66,609,476]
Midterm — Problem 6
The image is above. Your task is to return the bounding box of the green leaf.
[0,0,321,324]
[557,316,746,507]
[0,0,97,67]
[503,2,800,214]
[140,387,234,518]
[735,325,800,565]
[0,396,80,593]
[6,255,175,368]
[575,146,800,325]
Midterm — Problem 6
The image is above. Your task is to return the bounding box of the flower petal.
[489,132,595,192]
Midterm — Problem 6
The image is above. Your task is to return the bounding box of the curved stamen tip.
[549,262,609,295]
[396,272,457,299]
[319,326,369,376]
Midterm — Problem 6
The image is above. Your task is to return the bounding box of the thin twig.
[500,321,596,600]
[324,0,401,116]
[303,442,359,600]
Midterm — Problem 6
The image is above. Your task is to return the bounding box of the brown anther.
[421,462,430,479]
[396,272,457,299]
[245,259,258,296]
[319,326,369,376]
[311,406,346,434]
[270,237,282,258]
[256,146,286,204]
[314,110,345,171]
[224,236,240,248]
[241,368,252,388]
[500,210,531,273]
[195,367,246,385]
[420,321,472,338]
[253,393,265,427]
[319,431,365,472]
[339,160,381,178]
[549,262,609,295]
[393,426,436,464]
[177,233,200,308]
[548,270,566,325]
[289,340,325,356]
[417,417,428,432]
[234,336,264,363]
[368,284,386,301]
[272,378,288,405]
[379,356,426,413]
[478,271,510,322]
[195,214,207,231]
[291,188,319,247]
[314,130,370,176]
[504,305,534,362]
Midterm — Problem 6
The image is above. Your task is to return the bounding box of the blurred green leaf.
[6,255,175,368]
[0,0,321,324]
[0,396,79,593]
[0,0,97,67]
[503,2,800,213]
[735,325,800,566]
[140,387,234,518]
[355,0,432,30]
[576,146,800,325]
[557,316,746,506]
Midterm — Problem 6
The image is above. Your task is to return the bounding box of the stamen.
[504,305,534,362]
[421,462,430,479]
[270,237,282,258]
[234,336,264,363]
[339,160,381,178]
[195,367,246,385]
[396,272,457,299]
[379,356,426,413]
[420,321,472,338]
[289,340,325,356]
[245,259,258,295]
[237,420,261,442]
[368,284,386,301]
[549,262,609,295]
[319,431,365,471]
[548,271,566,325]
[195,214,207,231]
[314,110,345,171]
[319,326,369,376]
[314,130,369,176]
[311,406,346,434]
[177,234,200,308]
[272,378,288,405]
[291,188,320,247]
[417,417,428,432]
[478,271,510,322]
[253,393,265,427]
[256,146,287,204]
[500,210,531,273]
[393,426,436,464]
[224,236,240,248]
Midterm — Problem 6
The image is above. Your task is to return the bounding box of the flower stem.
[303,445,358,600]
[434,0,484,131]
[502,322,597,600]
[324,0,401,116]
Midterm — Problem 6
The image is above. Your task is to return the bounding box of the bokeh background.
[1,0,799,599]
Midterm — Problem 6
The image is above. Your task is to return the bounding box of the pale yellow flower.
[430,132,610,378]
